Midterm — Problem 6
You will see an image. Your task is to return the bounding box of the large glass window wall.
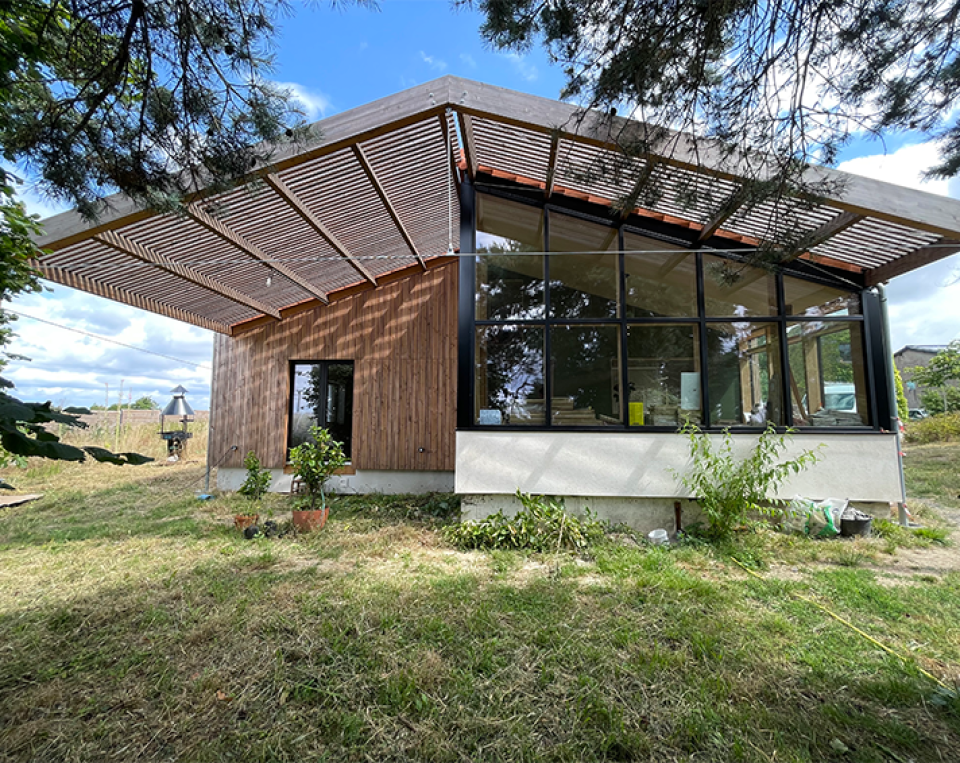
[472,192,871,430]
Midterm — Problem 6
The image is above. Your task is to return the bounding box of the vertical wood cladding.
[210,262,458,471]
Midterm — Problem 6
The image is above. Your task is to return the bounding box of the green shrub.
[673,424,821,539]
[238,451,271,501]
[444,491,606,553]
[289,426,348,511]
[920,387,960,415]
[903,412,960,444]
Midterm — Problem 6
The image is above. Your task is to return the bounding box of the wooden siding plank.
[211,260,458,472]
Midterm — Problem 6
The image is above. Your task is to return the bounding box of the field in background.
[0,440,958,761]
[55,419,210,464]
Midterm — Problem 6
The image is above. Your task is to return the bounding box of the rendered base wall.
[456,431,902,529]
[217,468,455,495]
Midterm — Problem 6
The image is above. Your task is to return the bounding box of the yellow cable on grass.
[730,556,953,691]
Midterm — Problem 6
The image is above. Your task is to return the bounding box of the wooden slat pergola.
[35,76,960,334]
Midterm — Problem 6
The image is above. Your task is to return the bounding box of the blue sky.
[7,0,960,411]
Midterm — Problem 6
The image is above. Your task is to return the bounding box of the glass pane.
[290,362,354,458]
[623,231,696,317]
[787,322,869,426]
[548,212,619,319]
[476,194,544,320]
[625,325,701,426]
[550,325,621,426]
[475,325,545,425]
[702,254,778,317]
[706,323,783,427]
[783,275,860,316]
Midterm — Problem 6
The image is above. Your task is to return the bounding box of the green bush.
[673,424,821,539]
[444,491,606,553]
[920,387,960,415]
[289,426,348,511]
[238,451,271,502]
[903,412,960,444]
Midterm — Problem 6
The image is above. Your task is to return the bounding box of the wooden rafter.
[36,264,231,333]
[263,172,378,285]
[864,237,960,286]
[618,158,660,220]
[349,146,427,270]
[456,111,478,181]
[439,111,461,203]
[779,211,864,263]
[185,203,330,303]
[698,187,750,242]
[94,230,282,319]
[544,132,560,199]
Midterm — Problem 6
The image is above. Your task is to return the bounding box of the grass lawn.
[1,445,959,762]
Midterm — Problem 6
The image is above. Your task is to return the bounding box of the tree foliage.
[467,0,960,260]
[0,0,321,218]
[893,363,908,422]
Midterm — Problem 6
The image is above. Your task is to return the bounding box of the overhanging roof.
[35,76,960,335]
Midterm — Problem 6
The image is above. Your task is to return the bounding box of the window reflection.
[787,322,869,426]
[702,254,777,317]
[706,323,783,427]
[476,194,544,320]
[548,212,619,319]
[783,276,860,317]
[623,232,696,318]
[475,325,545,425]
[551,325,621,425]
[625,325,701,426]
[290,362,354,457]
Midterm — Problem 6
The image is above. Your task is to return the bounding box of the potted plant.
[235,450,271,532]
[289,425,347,532]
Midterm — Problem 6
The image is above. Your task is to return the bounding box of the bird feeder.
[160,385,194,459]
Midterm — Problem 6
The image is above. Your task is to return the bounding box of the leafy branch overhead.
[467,0,960,262]
[0,0,327,218]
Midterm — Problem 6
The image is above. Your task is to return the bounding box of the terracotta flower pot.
[292,507,329,533]
[234,514,259,531]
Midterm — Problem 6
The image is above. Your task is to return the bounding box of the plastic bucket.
[840,516,872,537]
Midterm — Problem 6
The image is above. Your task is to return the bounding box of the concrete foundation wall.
[455,431,901,503]
[217,468,455,495]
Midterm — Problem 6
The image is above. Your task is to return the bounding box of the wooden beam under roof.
[617,157,660,220]
[185,202,330,303]
[439,111,461,197]
[456,111,478,181]
[864,237,960,286]
[263,172,378,285]
[349,145,427,270]
[698,187,750,242]
[36,264,232,333]
[94,230,282,319]
[779,211,865,263]
[544,133,561,199]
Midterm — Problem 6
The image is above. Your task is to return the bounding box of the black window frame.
[461,179,888,434]
[287,359,355,459]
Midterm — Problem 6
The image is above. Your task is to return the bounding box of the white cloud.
[504,52,538,82]
[838,142,960,350]
[419,51,448,72]
[4,285,213,411]
[459,53,477,69]
[837,142,956,196]
[275,81,333,121]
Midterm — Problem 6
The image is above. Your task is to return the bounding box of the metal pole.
[877,284,909,526]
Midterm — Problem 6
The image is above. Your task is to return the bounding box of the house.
[35,77,960,530]
[894,345,949,409]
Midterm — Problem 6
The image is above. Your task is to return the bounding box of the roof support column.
[457,176,477,430]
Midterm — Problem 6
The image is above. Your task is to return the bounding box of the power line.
[5,310,212,370]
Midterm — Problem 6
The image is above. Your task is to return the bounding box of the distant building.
[894,345,949,408]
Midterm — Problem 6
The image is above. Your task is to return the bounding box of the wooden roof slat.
[185,202,330,303]
[263,172,378,285]
[350,145,426,269]
[36,264,233,333]
[544,133,561,199]
[779,211,865,262]
[94,230,281,320]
